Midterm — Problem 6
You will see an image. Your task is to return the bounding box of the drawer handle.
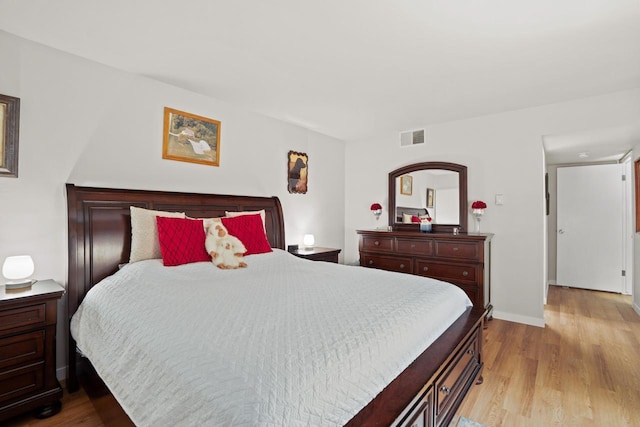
[467,349,476,356]
[423,266,429,272]
[462,271,469,276]
[440,386,451,395]
[368,260,374,265]
[374,241,380,246]
[399,264,405,269]
[452,247,459,251]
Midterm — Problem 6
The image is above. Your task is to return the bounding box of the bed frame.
[66,184,485,427]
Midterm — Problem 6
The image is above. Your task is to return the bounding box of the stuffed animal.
[205,222,247,269]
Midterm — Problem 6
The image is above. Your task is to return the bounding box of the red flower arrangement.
[471,200,487,209]
[370,203,382,211]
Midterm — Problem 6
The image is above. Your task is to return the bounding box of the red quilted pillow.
[221,215,272,255]
[156,217,210,266]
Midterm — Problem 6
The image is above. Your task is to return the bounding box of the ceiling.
[1,0,639,159]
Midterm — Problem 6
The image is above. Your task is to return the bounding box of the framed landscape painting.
[0,93,20,177]
[162,107,220,166]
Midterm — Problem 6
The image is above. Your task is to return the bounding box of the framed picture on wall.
[426,188,435,208]
[400,175,413,195]
[162,107,221,166]
[0,93,20,178]
[287,150,308,194]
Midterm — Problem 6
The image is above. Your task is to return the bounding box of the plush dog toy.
[205,222,247,269]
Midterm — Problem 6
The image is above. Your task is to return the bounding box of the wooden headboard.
[395,206,429,222]
[66,184,285,317]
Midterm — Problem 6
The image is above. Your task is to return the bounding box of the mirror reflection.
[395,170,460,225]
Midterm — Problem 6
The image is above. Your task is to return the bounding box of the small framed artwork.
[426,188,435,208]
[288,150,308,194]
[162,107,221,166]
[400,175,413,195]
[0,93,20,178]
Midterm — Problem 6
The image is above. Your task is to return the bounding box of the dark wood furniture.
[389,162,468,234]
[66,184,485,427]
[0,279,64,422]
[358,230,493,318]
[289,247,341,263]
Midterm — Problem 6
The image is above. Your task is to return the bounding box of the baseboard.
[57,365,68,382]
[492,310,545,328]
[633,301,640,317]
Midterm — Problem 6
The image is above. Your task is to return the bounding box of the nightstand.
[289,247,341,263]
[0,279,64,422]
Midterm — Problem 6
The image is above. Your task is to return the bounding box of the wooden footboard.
[347,307,485,427]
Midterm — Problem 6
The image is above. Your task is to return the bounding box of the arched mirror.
[388,162,468,233]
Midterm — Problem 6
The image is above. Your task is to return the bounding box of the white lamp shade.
[2,255,35,282]
[303,234,315,247]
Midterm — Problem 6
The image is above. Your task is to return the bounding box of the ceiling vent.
[400,129,425,147]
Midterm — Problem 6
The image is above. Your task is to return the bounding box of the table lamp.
[2,255,35,290]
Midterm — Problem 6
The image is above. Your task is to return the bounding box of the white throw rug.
[456,416,488,427]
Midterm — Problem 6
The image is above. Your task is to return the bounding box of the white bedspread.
[71,249,471,426]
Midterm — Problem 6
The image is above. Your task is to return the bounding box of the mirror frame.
[388,162,468,233]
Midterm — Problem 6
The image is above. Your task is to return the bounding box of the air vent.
[400,129,425,147]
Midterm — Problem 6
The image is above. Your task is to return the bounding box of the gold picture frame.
[400,175,413,195]
[426,188,435,208]
[0,93,20,178]
[162,107,220,166]
[287,150,308,194]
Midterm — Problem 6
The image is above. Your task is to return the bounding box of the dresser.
[357,230,492,316]
[0,280,64,422]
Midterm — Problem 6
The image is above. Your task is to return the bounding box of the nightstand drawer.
[0,362,44,403]
[0,304,46,333]
[0,331,45,371]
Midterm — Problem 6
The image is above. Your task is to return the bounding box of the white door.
[557,164,624,293]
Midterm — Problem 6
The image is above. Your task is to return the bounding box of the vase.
[472,209,484,232]
[420,221,432,233]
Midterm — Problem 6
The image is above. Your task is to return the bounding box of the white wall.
[345,88,640,326]
[0,31,346,376]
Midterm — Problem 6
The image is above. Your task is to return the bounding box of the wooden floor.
[455,285,640,427]
[5,285,639,427]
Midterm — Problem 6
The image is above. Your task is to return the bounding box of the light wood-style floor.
[6,285,639,427]
[455,285,640,427]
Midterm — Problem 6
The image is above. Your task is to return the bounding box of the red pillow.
[156,217,210,266]
[221,215,272,255]
[411,215,421,223]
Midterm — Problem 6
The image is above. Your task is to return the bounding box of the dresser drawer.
[0,304,46,334]
[361,236,394,252]
[415,260,478,285]
[435,329,480,424]
[434,241,480,261]
[0,331,45,371]
[361,254,413,274]
[396,239,433,255]
[0,362,44,403]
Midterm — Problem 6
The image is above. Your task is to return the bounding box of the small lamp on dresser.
[2,255,35,290]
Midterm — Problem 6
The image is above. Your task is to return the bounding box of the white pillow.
[225,210,267,233]
[402,212,413,224]
[129,206,185,263]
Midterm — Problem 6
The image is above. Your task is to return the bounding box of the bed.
[66,184,486,427]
